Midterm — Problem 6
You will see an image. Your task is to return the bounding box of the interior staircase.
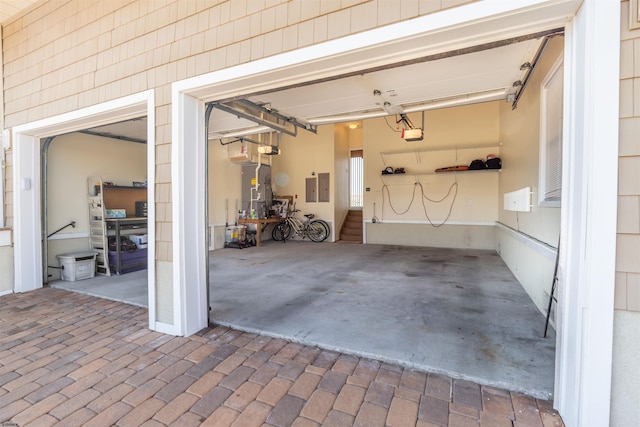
[339,210,363,243]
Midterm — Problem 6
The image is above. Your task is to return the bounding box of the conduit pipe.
[252,137,262,217]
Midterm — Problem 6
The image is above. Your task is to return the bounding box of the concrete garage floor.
[50,268,148,307]
[210,241,556,400]
[51,240,556,400]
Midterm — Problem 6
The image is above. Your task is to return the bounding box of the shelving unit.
[87,176,148,276]
[379,143,501,178]
[87,176,110,275]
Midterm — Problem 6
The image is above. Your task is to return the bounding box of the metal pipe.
[47,221,76,238]
[211,102,298,137]
[78,129,146,144]
[252,134,263,217]
[41,136,56,284]
[512,35,554,110]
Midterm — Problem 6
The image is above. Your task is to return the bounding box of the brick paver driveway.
[0,288,563,426]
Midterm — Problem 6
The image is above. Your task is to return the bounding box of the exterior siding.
[617,1,640,312]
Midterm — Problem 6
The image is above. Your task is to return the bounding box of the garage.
[45,119,149,302]
[198,25,565,399]
[52,24,563,399]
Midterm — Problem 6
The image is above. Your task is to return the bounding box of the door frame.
[11,90,160,328]
[555,2,620,425]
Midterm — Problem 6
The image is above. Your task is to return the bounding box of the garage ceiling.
[88,30,557,143]
[209,34,553,139]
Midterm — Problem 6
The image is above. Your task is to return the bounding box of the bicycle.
[271,209,330,242]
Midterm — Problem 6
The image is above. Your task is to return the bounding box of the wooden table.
[238,217,281,246]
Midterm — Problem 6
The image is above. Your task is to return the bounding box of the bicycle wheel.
[308,220,329,242]
[315,219,330,236]
[271,221,291,241]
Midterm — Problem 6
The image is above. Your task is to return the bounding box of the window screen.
[539,58,563,206]
[350,150,363,208]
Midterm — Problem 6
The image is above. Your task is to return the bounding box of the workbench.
[238,217,281,246]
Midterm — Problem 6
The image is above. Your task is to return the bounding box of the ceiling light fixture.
[210,125,273,139]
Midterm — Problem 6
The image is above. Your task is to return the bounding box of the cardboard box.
[105,209,126,218]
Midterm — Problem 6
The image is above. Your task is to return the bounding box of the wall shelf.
[381,169,501,178]
[379,143,501,177]
[379,142,501,157]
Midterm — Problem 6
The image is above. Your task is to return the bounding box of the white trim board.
[365,220,497,226]
[496,222,557,260]
[47,232,89,240]
[553,2,620,426]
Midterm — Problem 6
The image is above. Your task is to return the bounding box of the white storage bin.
[129,234,148,248]
[57,252,97,281]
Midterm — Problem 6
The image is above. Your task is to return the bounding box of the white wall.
[334,124,351,237]
[46,132,147,279]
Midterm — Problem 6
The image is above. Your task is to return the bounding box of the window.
[539,56,563,207]
[350,150,363,208]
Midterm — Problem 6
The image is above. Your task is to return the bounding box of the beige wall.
[45,132,147,280]
[271,125,336,232]
[47,133,147,233]
[363,102,500,247]
[498,37,563,246]
[208,138,244,249]
[495,36,563,316]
